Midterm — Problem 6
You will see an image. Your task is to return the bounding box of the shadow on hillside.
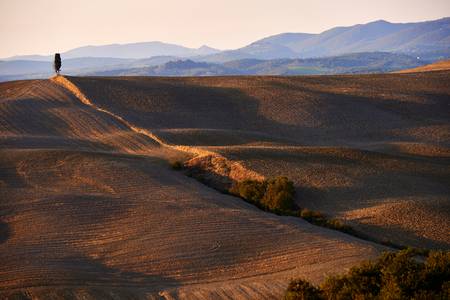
[2,255,179,298]
[218,146,449,249]
[64,75,450,250]
[269,80,450,145]
[346,219,450,250]
[60,256,180,288]
[0,159,28,188]
[0,221,11,244]
[69,75,450,147]
[0,98,74,137]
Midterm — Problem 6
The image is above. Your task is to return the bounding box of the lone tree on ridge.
[54,53,61,74]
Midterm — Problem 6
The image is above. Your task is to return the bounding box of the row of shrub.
[172,162,422,252]
[229,177,296,212]
[284,248,450,299]
[228,178,358,235]
[299,208,353,233]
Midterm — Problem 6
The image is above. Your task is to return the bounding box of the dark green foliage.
[285,249,450,300]
[54,53,61,74]
[300,208,326,223]
[284,279,324,300]
[262,176,295,211]
[230,178,356,234]
[378,250,423,298]
[321,260,383,299]
[171,160,184,170]
[229,176,295,212]
[300,209,353,233]
[229,179,267,204]
[420,251,450,291]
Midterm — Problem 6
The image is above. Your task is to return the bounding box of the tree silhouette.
[54,53,61,74]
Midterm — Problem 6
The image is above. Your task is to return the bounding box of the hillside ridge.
[50,75,264,182]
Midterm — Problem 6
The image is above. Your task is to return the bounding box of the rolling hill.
[0,76,388,299]
[1,71,449,298]
[65,73,450,251]
[395,59,450,73]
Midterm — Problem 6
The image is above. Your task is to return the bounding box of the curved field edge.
[60,74,450,250]
[1,73,448,299]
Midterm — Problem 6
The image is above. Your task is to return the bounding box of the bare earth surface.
[395,59,450,73]
[67,73,450,249]
[1,72,449,299]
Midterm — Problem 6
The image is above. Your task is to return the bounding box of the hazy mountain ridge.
[1,17,448,81]
[6,43,221,61]
[85,52,427,77]
[201,18,450,62]
[0,52,430,81]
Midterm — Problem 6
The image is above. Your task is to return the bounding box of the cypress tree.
[54,53,61,74]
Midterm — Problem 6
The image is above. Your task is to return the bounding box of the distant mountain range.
[5,43,220,61]
[1,17,449,81]
[203,18,450,62]
[86,52,426,77]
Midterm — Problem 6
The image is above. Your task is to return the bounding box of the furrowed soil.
[1,72,449,299]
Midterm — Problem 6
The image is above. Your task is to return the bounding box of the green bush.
[420,251,450,291]
[323,218,353,233]
[284,279,323,300]
[299,209,353,233]
[230,179,267,204]
[171,161,184,170]
[300,208,326,223]
[229,176,295,212]
[321,260,382,299]
[285,249,450,300]
[262,176,295,211]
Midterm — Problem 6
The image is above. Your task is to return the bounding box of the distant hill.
[85,52,426,76]
[6,42,221,61]
[1,17,448,81]
[0,57,133,81]
[395,59,450,73]
[88,59,238,76]
[0,52,429,81]
[201,18,450,62]
[62,42,221,59]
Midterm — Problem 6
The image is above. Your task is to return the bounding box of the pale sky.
[1,0,449,58]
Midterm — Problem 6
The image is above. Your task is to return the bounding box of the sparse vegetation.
[192,171,430,251]
[229,177,359,234]
[285,249,450,300]
[300,208,353,233]
[171,160,184,170]
[229,179,267,204]
[284,279,323,300]
[262,177,296,211]
[229,176,295,212]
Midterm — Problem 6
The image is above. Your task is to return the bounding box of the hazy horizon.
[1,0,449,58]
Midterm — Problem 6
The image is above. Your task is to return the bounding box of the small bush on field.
[284,279,323,300]
[300,208,326,222]
[171,161,184,170]
[229,176,295,212]
[285,249,450,300]
[300,209,353,233]
[262,176,295,211]
[230,178,355,234]
[229,179,267,204]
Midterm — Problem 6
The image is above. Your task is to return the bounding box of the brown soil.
[395,60,450,73]
[1,72,449,298]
